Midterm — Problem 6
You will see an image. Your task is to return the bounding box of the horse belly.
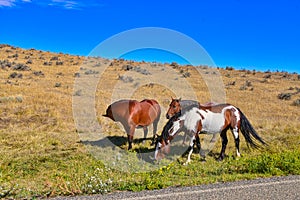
[132,110,154,127]
[201,112,224,134]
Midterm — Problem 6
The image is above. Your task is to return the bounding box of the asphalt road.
[54,175,300,200]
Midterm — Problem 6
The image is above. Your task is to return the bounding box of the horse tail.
[237,108,267,148]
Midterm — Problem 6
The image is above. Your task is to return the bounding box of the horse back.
[200,103,232,113]
[130,99,161,126]
[104,99,138,122]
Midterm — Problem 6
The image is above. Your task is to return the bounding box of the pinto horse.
[166,98,218,145]
[155,99,267,164]
[103,99,161,150]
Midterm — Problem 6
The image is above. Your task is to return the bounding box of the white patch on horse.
[182,105,241,135]
[169,119,183,136]
[169,105,242,139]
[183,107,202,133]
[200,109,225,134]
[154,142,162,159]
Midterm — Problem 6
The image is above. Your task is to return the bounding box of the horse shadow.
[81,135,157,163]
[81,135,192,164]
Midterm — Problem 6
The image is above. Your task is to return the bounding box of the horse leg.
[142,126,148,144]
[195,134,206,161]
[126,125,135,150]
[231,127,241,157]
[195,134,201,151]
[210,133,218,143]
[184,135,195,165]
[182,132,188,145]
[218,129,228,161]
[151,119,159,146]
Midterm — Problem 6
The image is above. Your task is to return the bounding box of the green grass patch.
[1,144,299,198]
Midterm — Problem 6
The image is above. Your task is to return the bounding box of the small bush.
[7,53,18,58]
[263,74,272,79]
[118,75,133,83]
[56,61,64,65]
[43,61,52,66]
[292,99,300,106]
[9,72,23,79]
[55,82,62,87]
[182,71,191,78]
[74,73,80,77]
[225,66,234,70]
[33,71,44,76]
[73,90,82,96]
[0,60,13,69]
[0,96,23,103]
[121,65,151,75]
[84,70,99,75]
[278,93,292,100]
[13,63,31,71]
[50,56,59,61]
[240,80,253,90]
[227,81,236,86]
[122,64,133,71]
[170,62,179,68]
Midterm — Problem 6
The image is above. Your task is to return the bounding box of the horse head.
[154,115,184,161]
[166,97,181,119]
[154,135,171,161]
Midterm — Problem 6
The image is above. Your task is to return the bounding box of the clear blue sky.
[1,0,299,73]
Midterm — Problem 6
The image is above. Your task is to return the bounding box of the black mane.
[160,112,181,143]
[179,100,199,109]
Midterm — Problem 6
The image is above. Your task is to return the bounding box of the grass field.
[0,44,299,198]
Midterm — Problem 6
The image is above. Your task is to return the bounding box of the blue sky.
[0,0,300,73]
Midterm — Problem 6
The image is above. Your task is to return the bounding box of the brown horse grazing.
[155,98,267,164]
[103,99,161,150]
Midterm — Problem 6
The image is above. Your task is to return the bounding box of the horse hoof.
[183,161,190,165]
[217,157,223,162]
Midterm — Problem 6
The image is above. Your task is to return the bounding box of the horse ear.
[178,97,181,101]
[171,96,174,100]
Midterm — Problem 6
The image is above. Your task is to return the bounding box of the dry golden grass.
[0,44,299,198]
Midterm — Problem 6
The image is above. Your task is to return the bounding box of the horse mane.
[160,113,181,143]
[179,99,199,109]
[180,104,200,116]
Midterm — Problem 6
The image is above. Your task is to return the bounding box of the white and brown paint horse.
[155,99,267,164]
[165,98,218,145]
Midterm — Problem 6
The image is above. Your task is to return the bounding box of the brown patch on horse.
[200,103,231,113]
[222,109,232,130]
[196,110,205,120]
[230,107,240,129]
[196,120,203,133]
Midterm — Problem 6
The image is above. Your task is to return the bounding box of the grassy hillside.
[0,44,299,198]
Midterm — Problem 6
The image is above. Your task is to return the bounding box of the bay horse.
[103,99,161,150]
[155,99,267,164]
